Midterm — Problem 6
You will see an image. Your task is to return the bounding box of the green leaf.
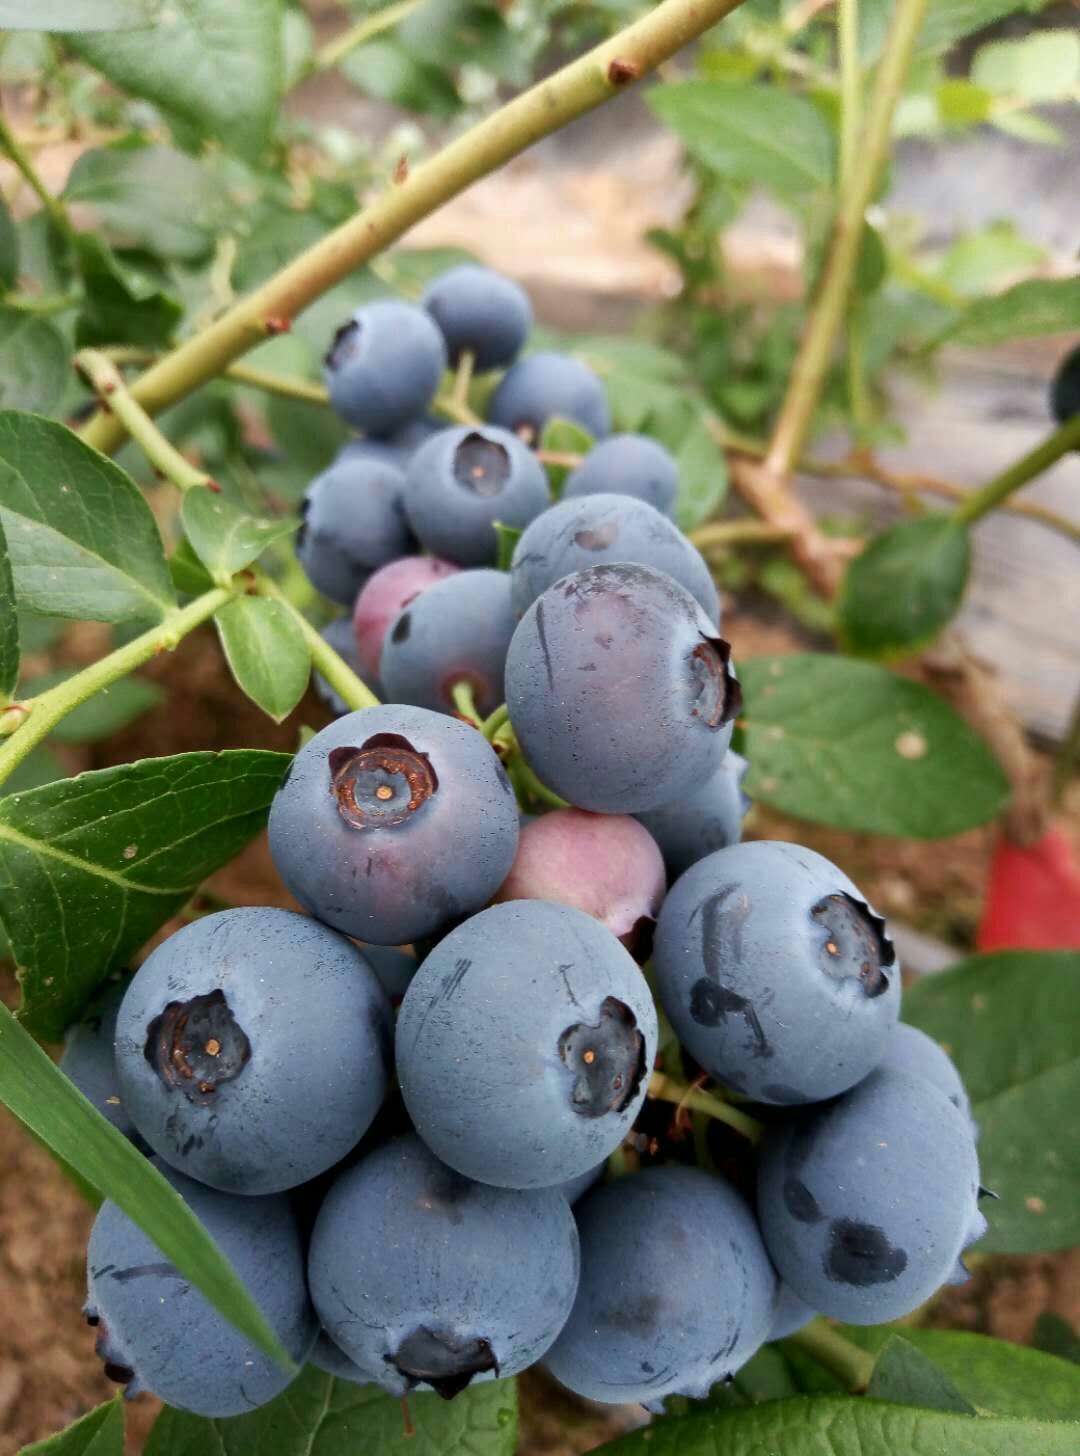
[605,1397,1077,1455]
[0,310,69,415]
[0,411,175,623]
[169,536,216,596]
[648,81,836,198]
[146,1365,519,1456]
[936,221,1046,299]
[973,30,1080,101]
[936,79,992,128]
[840,1327,1080,1421]
[673,411,728,532]
[949,276,1080,348]
[866,1335,975,1414]
[539,416,594,497]
[917,0,1033,57]
[23,669,163,743]
[837,515,971,659]
[0,515,17,702]
[74,234,182,349]
[1034,1315,1080,1367]
[0,1001,290,1368]
[342,38,461,118]
[739,654,1010,838]
[493,521,522,573]
[214,598,309,723]
[181,488,296,579]
[0,748,291,1038]
[0,192,17,290]
[0,0,152,27]
[905,950,1080,1253]
[65,143,226,263]
[72,0,284,164]
[17,1397,124,1455]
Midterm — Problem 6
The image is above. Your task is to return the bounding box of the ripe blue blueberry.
[297,450,414,606]
[61,979,149,1151]
[422,265,533,371]
[114,908,391,1194]
[545,1167,776,1408]
[379,568,515,717]
[653,841,900,1105]
[309,1331,367,1385]
[506,563,740,813]
[268,705,519,944]
[557,1161,605,1206]
[1050,341,1080,425]
[85,1158,316,1415]
[397,900,658,1188]
[313,616,380,718]
[635,750,750,881]
[509,493,720,624]
[768,1284,816,1341]
[360,943,418,1001]
[879,1021,974,1132]
[308,1135,580,1397]
[563,434,679,518]
[403,424,550,566]
[487,352,611,444]
[757,1068,987,1324]
[324,300,447,435]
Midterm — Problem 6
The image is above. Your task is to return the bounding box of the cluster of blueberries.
[64,265,989,1420]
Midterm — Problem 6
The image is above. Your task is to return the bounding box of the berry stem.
[100,348,333,406]
[689,520,796,551]
[647,1071,763,1144]
[450,679,482,727]
[312,0,424,73]
[480,703,510,742]
[512,753,570,811]
[433,391,482,427]
[0,110,79,251]
[785,1318,876,1393]
[951,412,1080,527]
[78,0,751,454]
[451,350,476,413]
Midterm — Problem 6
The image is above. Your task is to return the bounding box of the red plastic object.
[977,826,1080,951]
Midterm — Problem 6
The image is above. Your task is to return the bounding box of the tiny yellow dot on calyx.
[376,785,393,801]
[583,1049,596,1065]
[205,1038,221,1056]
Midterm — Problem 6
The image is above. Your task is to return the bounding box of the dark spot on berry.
[559,996,645,1118]
[688,637,741,730]
[329,733,438,829]
[324,319,360,373]
[104,1361,135,1385]
[825,1218,907,1286]
[784,1177,825,1224]
[390,1327,498,1400]
[392,612,411,644]
[452,432,511,498]
[811,893,893,998]
[144,989,250,1105]
[574,523,619,551]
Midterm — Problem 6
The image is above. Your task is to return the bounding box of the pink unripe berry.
[495,809,665,952]
[352,555,459,677]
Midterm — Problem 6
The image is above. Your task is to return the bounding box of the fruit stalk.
[786,1318,876,1392]
[951,411,1080,527]
[79,0,750,454]
[648,1071,763,1145]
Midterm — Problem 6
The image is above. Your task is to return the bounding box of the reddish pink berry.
[352,555,459,677]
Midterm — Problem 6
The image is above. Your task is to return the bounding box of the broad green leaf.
[72,0,284,164]
[936,222,1046,299]
[1034,1316,1080,1367]
[342,38,461,118]
[539,416,594,497]
[22,669,163,743]
[739,654,1010,838]
[949,276,1080,348]
[607,1396,1077,1455]
[65,143,226,262]
[837,515,971,659]
[74,234,182,349]
[182,488,296,578]
[0,1002,290,1367]
[146,1365,519,1456]
[906,950,1080,1252]
[214,598,310,722]
[973,31,1080,101]
[648,81,836,198]
[170,535,216,596]
[0,515,17,701]
[17,1397,124,1455]
[917,0,1033,56]
[0,748,290,1038]
[840,1327,1080,1421]
[398,0,522,82]
[0,193,17,290]
[673,412,728,532]
[282,5,315,90]
[494,521,523,572]
[0,310,69,415]
[0,0,152,27]
[0,411,175,623]
[866,1335,975,1414]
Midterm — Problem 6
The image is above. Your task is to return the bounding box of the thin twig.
[0,111,79,248]
[313,0,424,73]
[647,1072,763,1144]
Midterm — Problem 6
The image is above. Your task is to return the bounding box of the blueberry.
[545,1167,776,1407]
[84,1158,316,1415]
[397,900,658,1188]
[360,943,418,1001]
[635,750,750,881]
[115,908,391,1194]
[324,300,447,436]
[308,1135,579,1397]
[422,265,533,372]
[380,568,516,717]
[268,705,519,945]
[757,1067,986,1324]
[297,450,414,606]
[353,554,459,678]
[557,1161,605,1206]
[506,563,740,814]
[60,979,149,1151]
[314,616,381,718]
[509,493,719,624]
[563,434,679,518]
[1050,341,1080,425]
[309,1330,367,1385]
[494,808,665,952]
[768,1283,816,1341]
[403,424,550,566]
[879,1022,973,1131]
[653,841,900,1105]
[487,352,611,445]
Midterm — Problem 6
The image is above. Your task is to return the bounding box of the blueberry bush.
[0,1,1078,1452]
